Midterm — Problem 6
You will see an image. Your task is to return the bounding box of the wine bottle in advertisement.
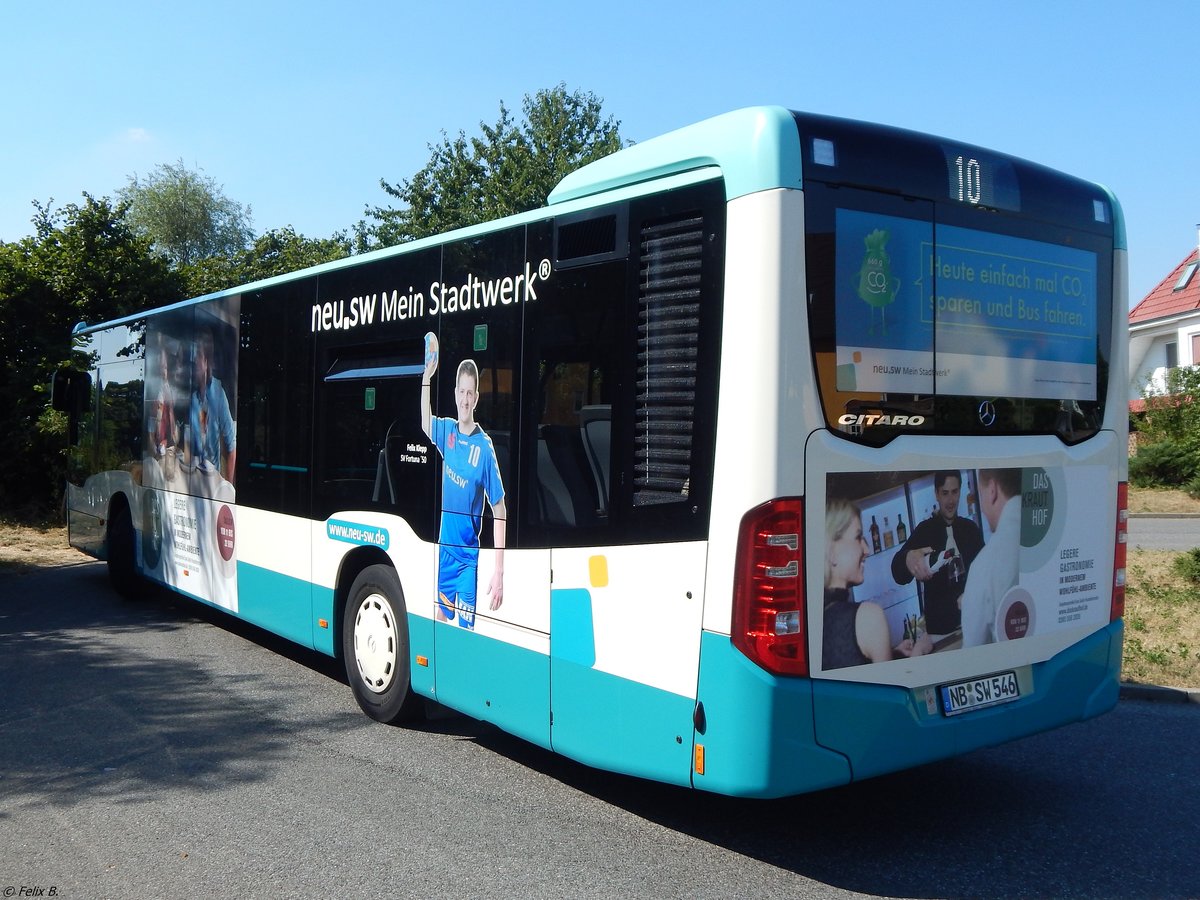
[945,524,964,584]
[870,516,881,554]
[896,513,907,543]
[883,516,894,550]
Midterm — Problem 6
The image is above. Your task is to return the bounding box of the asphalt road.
[1,561,1196,899]
[1128,514,1200,552]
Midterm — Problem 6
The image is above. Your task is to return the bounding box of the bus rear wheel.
[342,564,423,724]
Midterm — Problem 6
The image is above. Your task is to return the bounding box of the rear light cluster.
[731,498,808,677]
[1112,481,1127,621]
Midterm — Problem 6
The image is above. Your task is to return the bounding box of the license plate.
[939,671,1020,717]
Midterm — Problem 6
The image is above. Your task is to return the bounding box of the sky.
[1,0,1195,307]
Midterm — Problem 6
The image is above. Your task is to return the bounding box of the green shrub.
[1173,547,1200,585]
[1129,439,1200,488]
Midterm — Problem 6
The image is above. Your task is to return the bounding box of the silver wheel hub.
[353,592,397,693]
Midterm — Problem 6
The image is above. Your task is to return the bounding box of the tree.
[239,226,352,282]
[365,85,625,247]
[0,195,183,515]
[119,160,254,267]
[180,226,353,297]
[1129,365,1200,491]
[1136,365,1200,444]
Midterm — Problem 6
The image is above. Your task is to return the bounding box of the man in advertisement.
[960,468,1023,647]
[189,328,236,485]
[891,470,984,634]
[420,332,506,630]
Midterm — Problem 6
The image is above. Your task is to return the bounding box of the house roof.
[1129,247,1200,325]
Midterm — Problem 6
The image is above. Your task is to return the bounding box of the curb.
[1119,682,1200,704]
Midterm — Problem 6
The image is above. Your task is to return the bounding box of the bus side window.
[579,405,610,516]
[312,342,437,540]
[525,267,623,543]
[536,422,600,527]
[238,282,313,517]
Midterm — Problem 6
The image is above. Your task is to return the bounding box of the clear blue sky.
[2,0,1194,306]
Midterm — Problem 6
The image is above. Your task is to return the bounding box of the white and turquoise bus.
[57,108,1127,798]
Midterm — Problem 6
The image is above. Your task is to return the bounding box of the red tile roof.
[1129,248,1200,324]
[1131,392,1197,415]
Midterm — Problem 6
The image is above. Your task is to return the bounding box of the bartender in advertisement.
[890,470,984,634]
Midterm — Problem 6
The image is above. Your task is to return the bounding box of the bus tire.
[107,500,147,600]
[342,564,423,724]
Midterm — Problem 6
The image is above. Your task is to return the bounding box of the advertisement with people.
[139,297,240,611]
[821,466,1111,672]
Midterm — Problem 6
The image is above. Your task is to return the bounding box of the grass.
[1122,488,1200,688]
[1124,548,1200,688]
[0,519,78,575]
[1127,485,1200,515]
[3,488,1198,687]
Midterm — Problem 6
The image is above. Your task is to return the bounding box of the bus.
[55,107,1127,799]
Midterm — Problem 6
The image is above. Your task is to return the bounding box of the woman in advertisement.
[823,497,932,669]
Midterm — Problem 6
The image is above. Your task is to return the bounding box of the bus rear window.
[804,183,1113,444]
[833,209,1098,402]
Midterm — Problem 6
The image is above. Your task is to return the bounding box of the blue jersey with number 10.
[430,417,505,560]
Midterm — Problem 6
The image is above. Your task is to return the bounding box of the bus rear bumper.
[693,622,1122,798]
[810,621,1123,785]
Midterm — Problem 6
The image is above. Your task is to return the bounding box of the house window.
[1165,341,1178,370]
[1174,263,1197,292]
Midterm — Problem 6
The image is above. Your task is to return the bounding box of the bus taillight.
[732,498,808,677]
[1112,482,1128,621]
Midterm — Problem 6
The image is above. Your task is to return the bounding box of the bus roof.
[548,106,803,205]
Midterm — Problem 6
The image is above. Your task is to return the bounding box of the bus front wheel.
[342,564,423,724]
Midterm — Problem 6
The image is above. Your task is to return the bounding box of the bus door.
[532,205,711,786]
[428,228,552,749]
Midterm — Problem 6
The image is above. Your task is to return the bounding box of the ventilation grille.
[557,214,617,262]
[635,214,704,506]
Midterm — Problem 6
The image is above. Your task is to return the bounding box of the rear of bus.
[696,111,1126,798]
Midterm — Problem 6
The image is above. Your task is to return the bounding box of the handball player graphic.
[420,332,506,629]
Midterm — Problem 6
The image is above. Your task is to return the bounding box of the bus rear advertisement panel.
[820,464,1114,680]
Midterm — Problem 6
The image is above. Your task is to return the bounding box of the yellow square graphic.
[589,555,609,588]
